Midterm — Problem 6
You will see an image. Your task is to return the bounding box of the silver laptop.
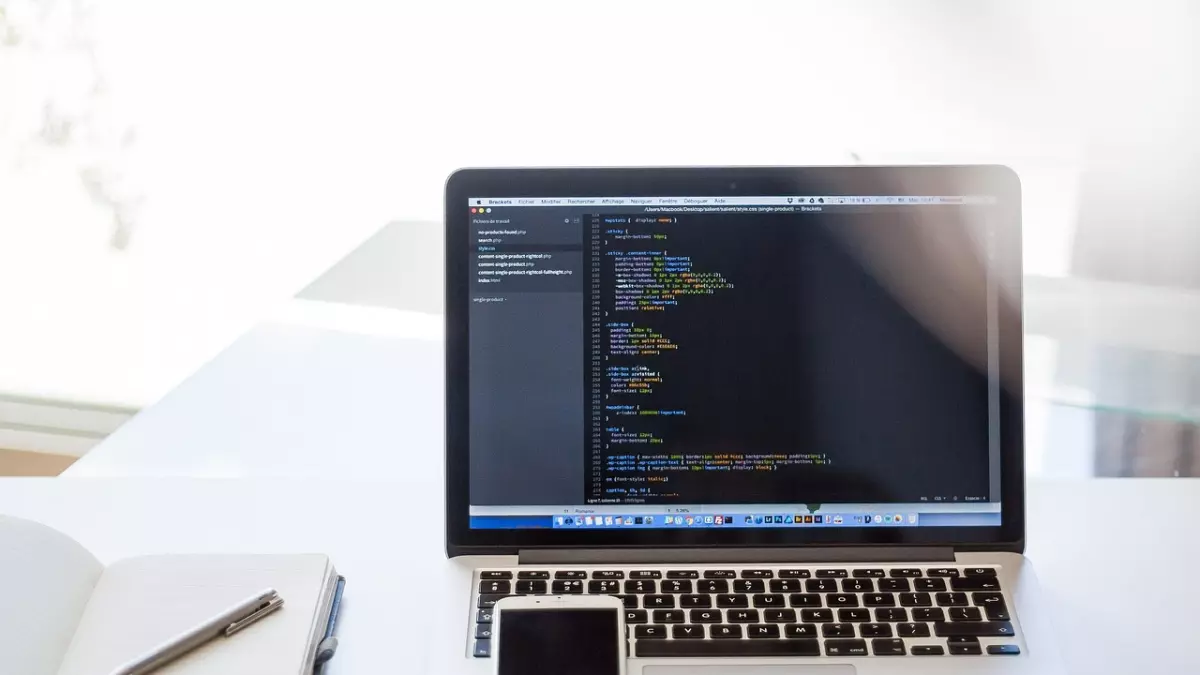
[433,166,1062,674]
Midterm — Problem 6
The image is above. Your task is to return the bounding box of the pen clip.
[224,593,284,637]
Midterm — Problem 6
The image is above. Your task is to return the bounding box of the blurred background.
[1,0,1196,476]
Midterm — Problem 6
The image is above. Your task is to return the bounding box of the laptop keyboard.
[470,566,1019,658]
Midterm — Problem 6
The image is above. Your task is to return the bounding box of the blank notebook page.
[57,554,332,675]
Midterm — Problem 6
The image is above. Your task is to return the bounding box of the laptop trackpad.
[644,666,855,675]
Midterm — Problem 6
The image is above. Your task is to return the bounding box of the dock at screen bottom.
[498,608,622,675]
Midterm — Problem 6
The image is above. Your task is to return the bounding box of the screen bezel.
[445,166,1024,556]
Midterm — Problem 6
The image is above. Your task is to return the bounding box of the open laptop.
[434,166,1061,674]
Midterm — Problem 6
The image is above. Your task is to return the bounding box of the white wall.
[2,0,1192,409]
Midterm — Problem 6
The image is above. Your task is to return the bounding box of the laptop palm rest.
[644,666,856,675]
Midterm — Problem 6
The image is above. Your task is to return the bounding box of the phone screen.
[497,608,621,675]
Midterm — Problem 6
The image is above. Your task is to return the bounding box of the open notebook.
[1,516,341,675]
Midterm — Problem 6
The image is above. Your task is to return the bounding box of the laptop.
[434,166,1062,674]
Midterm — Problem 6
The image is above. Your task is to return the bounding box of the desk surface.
[2,477,1197,675]
[68,312,1200,482]
[65,321,443,479]
[52,314,1200,673]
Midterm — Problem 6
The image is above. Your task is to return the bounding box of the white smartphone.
[493,594,626,675]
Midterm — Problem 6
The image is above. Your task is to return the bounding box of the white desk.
[69,315,1162,482]
[2,478,1198,675]
[66,320,444,479]
[50,317,1200,673]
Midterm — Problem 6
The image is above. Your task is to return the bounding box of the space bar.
[636,639,821,657]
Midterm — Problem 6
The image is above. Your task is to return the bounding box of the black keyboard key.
[764,608,796,622]
[988,644,1021,655]
[842,578,873,593]
[635,624,667,639]
[860,622,892,637]
[872,638,905,655]
[690,609,722,623]
[515,580,546,594]
[630,570,662,579]
[653,609,684,623]
[912,607,945,622]
[625,610,647,623]
[801,608,834,622]
[912,645,945,655]
[826,593,859,607]
[710,624,743,639]
[806,579,838,592]
[950,643,983,655]
[699,580,729,593]
[951,576,1002,592]
[897,622,931,638]
[779,569,812,578]
[900,592,932,607]
[624,579,656,594]
[974,592,1007,609]
[822,623,856,638]
[734,579,766,593]
[789,593,822,607]
[875,608,907,622]
[748,624,781,638]
[853,569,886,578]
[784,623,818,638]
[728,609,760,623]
[983,604,1010,621]
[770,579,802,593]
[934,621,1016,637]
[824,639,868,656]
[936,592,968,606]
[473,639,491,657]
[681,594,711,608]
[479,580,511,594]
[716,594,748,608]
[839,608,870,622]
[644,595,675,608]
[927,568,960,578]
[950,607,983,621]
[662,579,691,594]
[878,578,910,592]
[816,569,849,578]
[637,638,820,657]
[965,567,998,577]
[554,571,587,579]
[915,578,946,592]
[517,571,549,579]
[704,570,737,579]
[863,593,895,607]
[477,608,494,624]
[671,624,705,639]
[889,568,923,577]
[478,594,511,608]
[753,594,785,608]
[592,570,624,579]
[666,570,699,579]
[550,580,582,594]
[589,580,621,594]
[986,607,1011,622]
[741,569,774,578]
[480,571,513,579]
[617,595,638,609]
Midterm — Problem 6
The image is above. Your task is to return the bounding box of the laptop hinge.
[518,547,956,566]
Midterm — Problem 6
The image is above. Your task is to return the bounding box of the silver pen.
[109,588,285,675]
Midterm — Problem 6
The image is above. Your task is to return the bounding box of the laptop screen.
[466,193,1003,531]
